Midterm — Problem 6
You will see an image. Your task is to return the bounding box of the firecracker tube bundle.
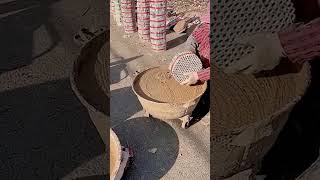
[121,0,137,33]
[113,0,122,26]
[137,0,150,41]
[111,0,115,18]
[150,0,167,52]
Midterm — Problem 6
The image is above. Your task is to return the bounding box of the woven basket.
[70,29,108,145]
[95,42,109,97]
[211,63,311,179]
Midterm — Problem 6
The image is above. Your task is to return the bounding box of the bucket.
[211,64,311,178]
[70,28,108,145]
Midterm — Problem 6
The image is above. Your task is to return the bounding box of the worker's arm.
[197,67,210,82]
[225,18,320,74]
[278,17,320,63]
[180,68,210,85]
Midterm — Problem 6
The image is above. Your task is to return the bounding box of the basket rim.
[70,28,107,117]
[110,128,122,179]
[132,66,207,105]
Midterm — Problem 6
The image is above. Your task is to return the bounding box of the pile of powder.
[211,64,309,134]
[134,67,206,103]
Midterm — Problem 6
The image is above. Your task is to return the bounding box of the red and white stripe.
[137,0,150,41]
[111,0,115,17]
[279,17,320,63]
[121,0,137,33]
[150,0,167,52]
[197,68,210,82]
[114,0,122,26]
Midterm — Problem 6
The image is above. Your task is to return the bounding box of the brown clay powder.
[134,67,206,103]
[211,64,309,134]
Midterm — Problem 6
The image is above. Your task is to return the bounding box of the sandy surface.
[169,0,208,17]
[212,64,309,133]
[134,67,206,103]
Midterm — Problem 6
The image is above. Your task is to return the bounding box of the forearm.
[278,17,320,63]
[197,67,210,82]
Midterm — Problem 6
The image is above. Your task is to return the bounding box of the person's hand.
[181,72,199,85]
[224,32,286,74]
[168,60,174,71]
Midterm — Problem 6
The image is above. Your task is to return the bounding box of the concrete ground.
[110,20,210,179]
[0,0,107,179]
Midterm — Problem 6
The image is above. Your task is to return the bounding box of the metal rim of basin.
[132,66,207,105]
[70,28,107,118]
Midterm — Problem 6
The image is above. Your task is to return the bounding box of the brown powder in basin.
[135,67,206,103]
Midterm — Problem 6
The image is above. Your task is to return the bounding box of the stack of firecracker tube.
[111,0,169,52]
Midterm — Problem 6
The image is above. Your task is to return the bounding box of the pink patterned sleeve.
[197,67,210,82]
[278,17,320,63]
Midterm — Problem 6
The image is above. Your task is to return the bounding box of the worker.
[210,1,319,179]
[175,5,210,86]
[179,0,320,84]
[224,8,320,74]
[168,5,211,123]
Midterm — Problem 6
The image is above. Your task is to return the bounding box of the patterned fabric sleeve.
[197,67,210,81]
[192,23,210,67]
[278,17,320,63]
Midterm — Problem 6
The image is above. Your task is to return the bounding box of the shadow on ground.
[166,24,198,50]
[110,87,143,126]
[110,63,128,85]
[114,117,179,180]
[0,0,60,74]
[167,34,188,50]
[189,81,210,127]
[261,59,320,179]
[0,78,105,179]
[76,175,108,180]
[110,55,143,67]
[110,55,143,85]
